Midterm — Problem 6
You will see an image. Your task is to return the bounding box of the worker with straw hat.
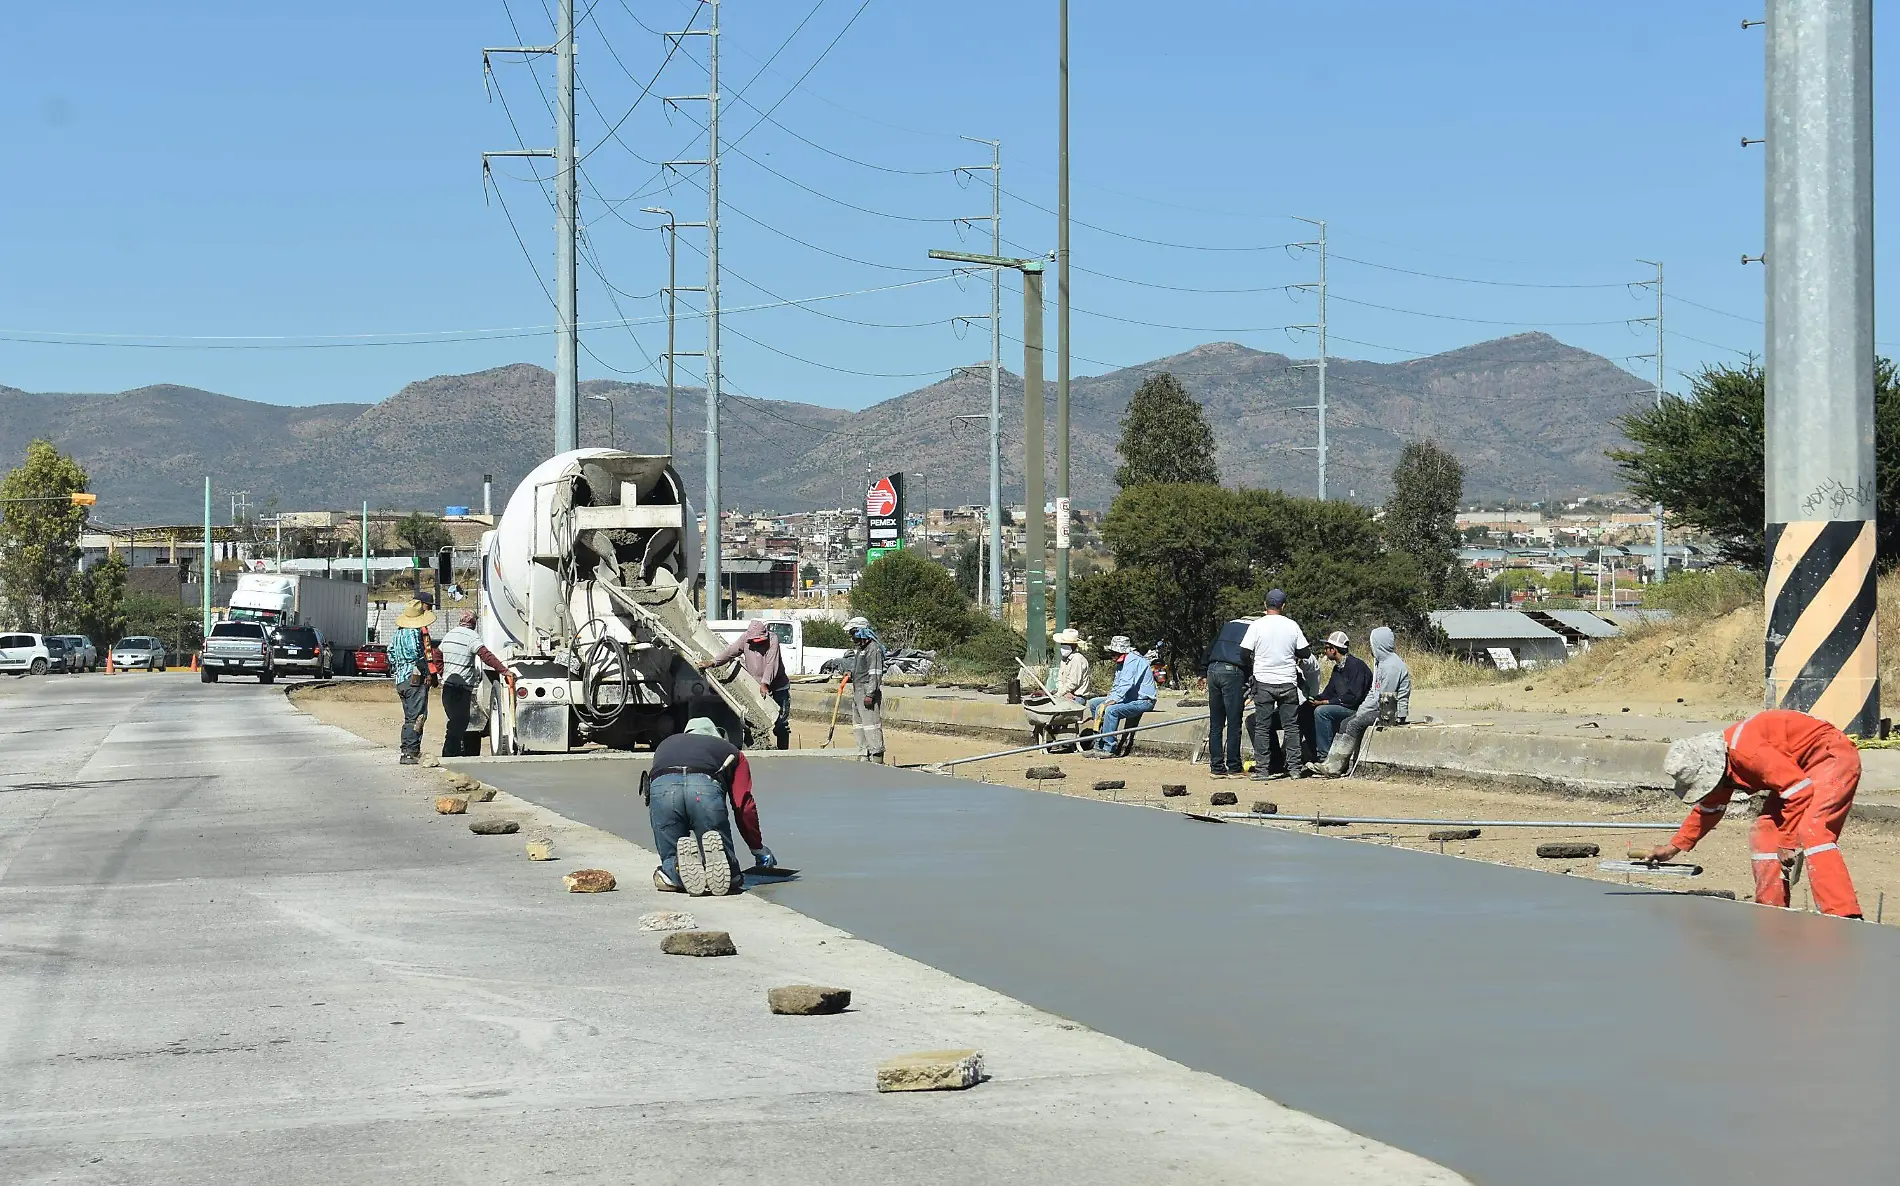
[388,596,436,765]
[1634,709,1864,917]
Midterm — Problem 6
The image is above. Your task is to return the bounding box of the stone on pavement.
[1025,765,1064,780]
[1209,791,1238,807]
[1536,842,1600,859]
[564,868,617,893]
[768,985,852,1015]
[525,838,554,861]
[661,929,737,957]
[466,783,497,803]
[1161,784,1188,797]
[1430,828,1482,842]
[434,795,468,815]
[469,818,520,835]
[1251,800,1278,815]
[876,1049,984,1093]
[640,910,698,932]
[1092,779,1125,791]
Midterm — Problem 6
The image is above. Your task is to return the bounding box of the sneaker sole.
[676,835,709,896]
[700,831,734,896]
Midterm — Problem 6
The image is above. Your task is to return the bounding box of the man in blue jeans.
[1087,635,1157,758]
[1308,631,1372,765]
[1202,615,1252,777]
[646,717,777,896]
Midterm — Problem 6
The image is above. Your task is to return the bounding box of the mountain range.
[0,332,1651,524]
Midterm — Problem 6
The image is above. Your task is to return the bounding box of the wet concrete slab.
[455,754,1900,1186]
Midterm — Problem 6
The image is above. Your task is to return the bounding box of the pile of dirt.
[1536,608,1761,706]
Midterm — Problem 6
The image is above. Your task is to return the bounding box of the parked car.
[110,636,169,671]
[55,635,99,672]
[42,636,78,674]
[270,625,330,679]
[353,643,390,676]
[0,632,52,675]
[201,620,275,684]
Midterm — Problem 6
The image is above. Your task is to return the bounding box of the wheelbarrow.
[1022,689,1090,752]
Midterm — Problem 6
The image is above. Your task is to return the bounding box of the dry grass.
[1407,649,1516,690]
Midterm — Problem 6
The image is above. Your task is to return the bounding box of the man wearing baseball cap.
[1634,709,1864,918]
[1305,631,1372,768]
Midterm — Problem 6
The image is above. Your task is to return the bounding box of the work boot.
[399,754,420,766]
[868,751,886,766]
[653,867,685,894]
[676,836,710,896]
[699,832,734,896]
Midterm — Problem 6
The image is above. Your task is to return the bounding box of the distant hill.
[0,332,1649,522]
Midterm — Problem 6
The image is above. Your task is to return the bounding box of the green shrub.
[801,617,852,649]
[1644,567,1763,618]
[849,549,973,650]
[941,614,1024,681]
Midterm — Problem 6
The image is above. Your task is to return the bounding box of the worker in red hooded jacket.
[1633,709,1863,918]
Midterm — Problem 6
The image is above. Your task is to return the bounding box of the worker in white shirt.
[1239,588,1318,780]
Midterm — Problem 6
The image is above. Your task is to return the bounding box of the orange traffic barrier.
[105,653,115,674]
[190,653,199,672]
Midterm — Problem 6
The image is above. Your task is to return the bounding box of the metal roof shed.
[1429,609,1571,666]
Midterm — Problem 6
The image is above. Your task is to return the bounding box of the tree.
[1114,372,1220,489]
[950,534,981,600]
[122,589,203,654]
[0,440,91,632]
[394,512,452,558]
[1610,359,1900,567]
[1383,441,1474,607]
[849,547,973,651]
[71,554,128,644]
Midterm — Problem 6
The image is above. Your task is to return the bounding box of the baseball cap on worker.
[1664,732,1728,803]
[1325,630,1350,650]
[1265,588,1288,609]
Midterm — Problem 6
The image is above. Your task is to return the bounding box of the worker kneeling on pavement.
[647,717,776,897]
[1635,709,1863,918]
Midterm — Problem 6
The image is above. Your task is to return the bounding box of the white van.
[705,617,848,678]
[0,632,53,675]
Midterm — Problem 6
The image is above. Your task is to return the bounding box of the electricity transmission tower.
[641,207,706,459]
[955,136,1003,615]
[1290,218,1329,499]
[663,0,723,601]
[481,0,579,454]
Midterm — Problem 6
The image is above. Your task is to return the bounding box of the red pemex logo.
[865,477,897,517]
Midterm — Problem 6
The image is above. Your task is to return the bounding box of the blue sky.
[0,1,1884,411]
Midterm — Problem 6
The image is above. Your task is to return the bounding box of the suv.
[201,620,275,684]
[0,632,52,675]
[110,636,168,671]
[270,625,330,679]
[55,635,98,672]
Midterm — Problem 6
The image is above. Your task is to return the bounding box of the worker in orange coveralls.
[1633,709,1863,918]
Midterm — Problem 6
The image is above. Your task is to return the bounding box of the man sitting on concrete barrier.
[647,717,776,896]
[1308,631,1372,761]
[1633,710,1863,918]
[1087,635,1157,758]
[1312,626,1410,777]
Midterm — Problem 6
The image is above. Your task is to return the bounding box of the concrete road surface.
[0,675,1462,1185]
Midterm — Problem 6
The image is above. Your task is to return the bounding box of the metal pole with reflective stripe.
[1763,0,1879,734]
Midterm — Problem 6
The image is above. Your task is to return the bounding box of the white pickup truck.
[200,620,275,684]
[706,617,848,678]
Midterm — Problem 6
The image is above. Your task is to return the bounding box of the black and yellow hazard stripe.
[1764,519,1879,734]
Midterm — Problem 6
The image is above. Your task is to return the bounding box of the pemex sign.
[865,473,905,562]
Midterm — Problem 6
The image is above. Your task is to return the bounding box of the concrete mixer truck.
[476,449,777,754]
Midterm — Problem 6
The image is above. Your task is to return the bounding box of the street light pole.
[928,247,1051,663]
[913,471,928,553]
[1055,0,1071,633]
[585,393,617,449]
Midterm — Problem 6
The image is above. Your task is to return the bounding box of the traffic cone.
[190,653,199,672]
[105,652,115,674]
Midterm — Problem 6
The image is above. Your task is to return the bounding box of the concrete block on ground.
[563,868,617,893]
[661,930,737,957]
[524,839,554,861]
[640,910,697,932]
[768,985,852,1015]
[1536,842,1600,859]
[1251,801,1278,815]
[1025,765,1064,780]
[1092,779,1125,791]
[1430,828,1482,842]
[1209,791,1238,807]
[1161,784,1188,797]
[434,796,468,815]
[877,1049,983,1093]
[469,818,520,836]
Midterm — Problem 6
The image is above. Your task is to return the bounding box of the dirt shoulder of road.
[287,681,1900,924]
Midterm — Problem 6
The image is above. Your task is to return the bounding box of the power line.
[1327,253,1633,289]
[1002,187,1300,252]
[1326,293,1638,328]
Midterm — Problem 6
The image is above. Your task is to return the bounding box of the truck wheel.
[202,669,218,683]
[259,669,275,685]
[30,658,46,675]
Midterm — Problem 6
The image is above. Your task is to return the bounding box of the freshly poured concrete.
[458,754,1900,1186]
[2,677,1465,1185]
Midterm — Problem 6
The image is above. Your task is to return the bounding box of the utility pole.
[481,0,579,454]
[1632,260,1666,585]
[1763,0,1878,733]
[642,207,707,458]
[664,0,722,601]
[201,478,212,642]
[955,136,1004,616]
[1055,0,1071,631]
[361,500,370,588]
[1291,218,1328,499]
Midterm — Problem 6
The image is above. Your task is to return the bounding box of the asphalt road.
[0,674,1462,1186]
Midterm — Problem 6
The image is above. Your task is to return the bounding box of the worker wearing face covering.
[699,619,791,749]
[1634,710,1863,917]
[1051,628,1091,703]
[844,616,886,763]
